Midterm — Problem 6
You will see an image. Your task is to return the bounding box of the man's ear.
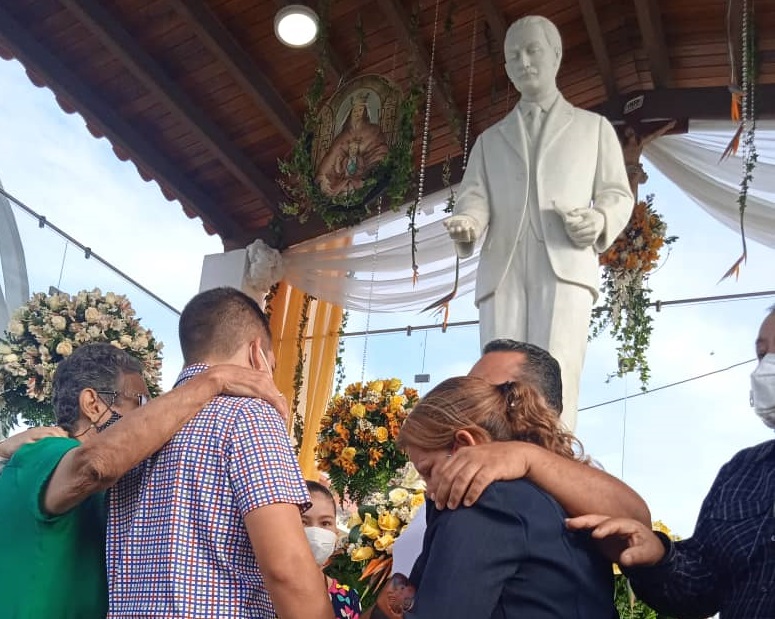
[79,388,108,424]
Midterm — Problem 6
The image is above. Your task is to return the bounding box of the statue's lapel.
[537,97,573,164]
[498,107,528,168]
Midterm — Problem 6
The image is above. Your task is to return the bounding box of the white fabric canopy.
[283,120,775,312]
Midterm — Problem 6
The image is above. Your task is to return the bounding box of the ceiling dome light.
[274,5,319,48]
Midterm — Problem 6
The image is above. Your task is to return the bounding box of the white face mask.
[750,354,775,429]
[304,527,338,566]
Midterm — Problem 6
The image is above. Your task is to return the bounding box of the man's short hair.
[52,343,143,432]
[179,287,271,364]
[483,339,563,414]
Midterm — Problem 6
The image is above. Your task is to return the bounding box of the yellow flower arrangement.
[316,378,418,503]
[592,195,677,389]
[338,463,426,601]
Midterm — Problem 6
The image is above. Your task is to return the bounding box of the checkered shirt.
[106,364,310,618]
[626,439,775,618]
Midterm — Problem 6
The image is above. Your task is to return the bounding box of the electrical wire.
[579,358,757,411]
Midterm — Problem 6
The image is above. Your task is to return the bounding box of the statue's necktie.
[524,103,543,142]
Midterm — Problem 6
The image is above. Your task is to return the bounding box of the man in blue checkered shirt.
[107,287,333,618]
[568,306,775,619]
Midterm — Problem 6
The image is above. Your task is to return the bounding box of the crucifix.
[620,120,678,201]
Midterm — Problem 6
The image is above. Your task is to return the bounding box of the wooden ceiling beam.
[376,0,465,148]
[61,0,284,214]
[478,0,508,52]
[578,0,618,100]
[632,0,671,88]
[0,5,247,242]
[594,85,775,121]
[171,0,302,144]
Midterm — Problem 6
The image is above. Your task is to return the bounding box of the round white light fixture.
[274,5,319,48]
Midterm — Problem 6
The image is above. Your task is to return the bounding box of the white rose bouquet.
[0,288,163,433]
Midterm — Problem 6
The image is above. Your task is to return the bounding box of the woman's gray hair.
[52,343,142,432]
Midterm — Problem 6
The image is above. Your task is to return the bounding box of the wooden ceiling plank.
[170,0,302,144]
[0,4,246,242]
[578,0,618,100]
[60,0,283,215]
[478,0,508,51]
[632,0,671,88]
[376,0,465,148]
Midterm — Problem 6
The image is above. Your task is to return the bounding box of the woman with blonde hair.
[395,375,617,618]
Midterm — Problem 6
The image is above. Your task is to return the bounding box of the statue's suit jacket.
[453,96,633,305]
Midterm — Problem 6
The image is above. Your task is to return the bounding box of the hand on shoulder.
[430,442,535,510]
[0,426,68,460]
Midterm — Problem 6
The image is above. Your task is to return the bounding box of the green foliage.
[614,574,674,619]
[291,293,313,450]
[334,310,349,395]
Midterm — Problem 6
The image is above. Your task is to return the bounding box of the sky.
[1,56,774,538]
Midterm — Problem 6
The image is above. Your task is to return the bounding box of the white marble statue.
[444,15,633,429]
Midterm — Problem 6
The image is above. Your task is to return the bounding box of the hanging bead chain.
[462,10,478,170]
[415,0,441,215]
[409,0,441,282]
[360,198,382,384]
[741,0,749,176]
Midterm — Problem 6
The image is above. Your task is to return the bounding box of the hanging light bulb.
[274,5,319,48]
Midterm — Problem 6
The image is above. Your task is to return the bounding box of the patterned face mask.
[750,354,775,429]
[95,409,122,433]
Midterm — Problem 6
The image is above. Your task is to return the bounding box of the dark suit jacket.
[408,479,617,618]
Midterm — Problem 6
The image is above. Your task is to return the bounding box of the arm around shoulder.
[44,368,225,515]
[523,444,651,524]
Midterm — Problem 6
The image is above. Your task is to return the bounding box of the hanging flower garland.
[316,378,418,504]
[0,289,163,433]
[591,196,677,388]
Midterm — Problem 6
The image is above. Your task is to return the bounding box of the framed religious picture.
[313,75,403,198]
[279,73,418,229]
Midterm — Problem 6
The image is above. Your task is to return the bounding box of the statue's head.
[504,16,562,100]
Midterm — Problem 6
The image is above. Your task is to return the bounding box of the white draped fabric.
[644,119,775,250]
[282,120,775,312]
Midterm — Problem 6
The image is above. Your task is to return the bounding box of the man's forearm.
[525,445,651,524]
[45,370,223,514]
[70,370,221,488]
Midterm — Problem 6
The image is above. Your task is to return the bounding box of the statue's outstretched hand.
[562,208,604,248]
[444,215,478,244]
